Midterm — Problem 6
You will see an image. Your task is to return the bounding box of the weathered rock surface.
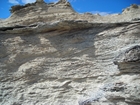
[0,0,140,105]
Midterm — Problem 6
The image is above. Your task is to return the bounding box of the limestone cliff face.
[0,1,140,105]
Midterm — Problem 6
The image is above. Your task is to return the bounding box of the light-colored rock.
[0,1,140,105]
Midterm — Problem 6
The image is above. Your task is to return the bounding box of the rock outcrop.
[0,0,140,105]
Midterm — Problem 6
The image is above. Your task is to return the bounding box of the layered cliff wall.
[0,0,140,105]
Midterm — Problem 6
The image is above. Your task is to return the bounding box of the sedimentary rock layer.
[0,0,140,105]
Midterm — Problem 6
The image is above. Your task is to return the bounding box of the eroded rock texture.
[0,0,140,105]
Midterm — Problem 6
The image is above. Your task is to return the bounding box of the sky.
[0,0,140,19]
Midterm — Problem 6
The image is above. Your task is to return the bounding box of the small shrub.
[126,8,130,11]
[131,4,139,9]
[10,5,24,13]
[10,3,36,13]
[84,12,93,15]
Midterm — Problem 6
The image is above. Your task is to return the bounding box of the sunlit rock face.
[0,0,140,105]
